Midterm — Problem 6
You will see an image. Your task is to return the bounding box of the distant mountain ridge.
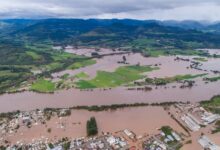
[1,18,220,32]
[0,18,220,49]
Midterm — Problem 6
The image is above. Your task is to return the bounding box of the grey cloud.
[0,0,220,21]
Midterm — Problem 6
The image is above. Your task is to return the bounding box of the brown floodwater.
[181,124,220,150]
[52,53,203,79]
[4,107,186,144]
[0,79,220,112]
[0,53,220,113]
[201,58,220,71]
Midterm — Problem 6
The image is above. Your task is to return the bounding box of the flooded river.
[0,80,219,112]
[0,49,220,113]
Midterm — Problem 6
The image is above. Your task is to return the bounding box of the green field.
[44,62,64,71]
[0,41,99,93]
[76,65,158,89]
[31,79,56,93]
[75,72,89,79]
[68,59,96,70]
[26,51,42,60]
[0,66,32,93]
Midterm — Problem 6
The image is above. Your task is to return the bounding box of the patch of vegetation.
[48,143,54,149]
[44,62,64,72]
[200,95,220,114]
[161,126,173,135]
[0,66,32,93]
[63,141,71,150]
[193,57,208,62]
[68,59,96,70]
[76,65,158,89]
[31,79,56,93]
[144,74,206,85]
[185,140,192,144]
[140,48,211,57]
[0,145,6,150]
[25,51,42,60]
[47,128,52,133]
[0,39,98,93]
[74,72,89,79]
[160,126,182,149]
[203,76,220,82]
[61,73,69,79]
[72,101,178,112]
[212,120,220,134]
[87,117,98,136]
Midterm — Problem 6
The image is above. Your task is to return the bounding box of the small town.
[0,101,220,150]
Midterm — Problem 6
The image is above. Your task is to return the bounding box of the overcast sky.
[0,0,220,21]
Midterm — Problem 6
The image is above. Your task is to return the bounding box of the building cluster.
[175,103,220,131]
[0,110,45,138]
[172,103,220,149]
[198,136,220,150]
[0,108,72,147]
[1,102,220,150]
[4,134,129,150]
[143,127,182,150]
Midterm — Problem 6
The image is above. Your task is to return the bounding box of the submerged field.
[0,45,220,112]
[76,65,158,89]
[144,74,207,85]
[31,79,56,93]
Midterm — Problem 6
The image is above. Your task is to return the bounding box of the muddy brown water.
[0,80,220,112]
[4,107,186,144]
[0,53,220,113]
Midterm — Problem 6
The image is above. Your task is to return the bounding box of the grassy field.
[68,59,96,70]
[0,43,96,93]
[75,72,89,79]
[26,51,42,60]
[0,66,32,93]
[31,79,56,93]
[44,62,64,71]
[201,95,220,114]
[76,65,158,89]
[0,41,99,93]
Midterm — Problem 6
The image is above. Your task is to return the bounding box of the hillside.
[0,19,220,93]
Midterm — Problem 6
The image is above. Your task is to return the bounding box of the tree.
[63,141,70,150]
[87,117,98,136]
[122,56,126,62]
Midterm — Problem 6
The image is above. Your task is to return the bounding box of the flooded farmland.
[0,48,220,112]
